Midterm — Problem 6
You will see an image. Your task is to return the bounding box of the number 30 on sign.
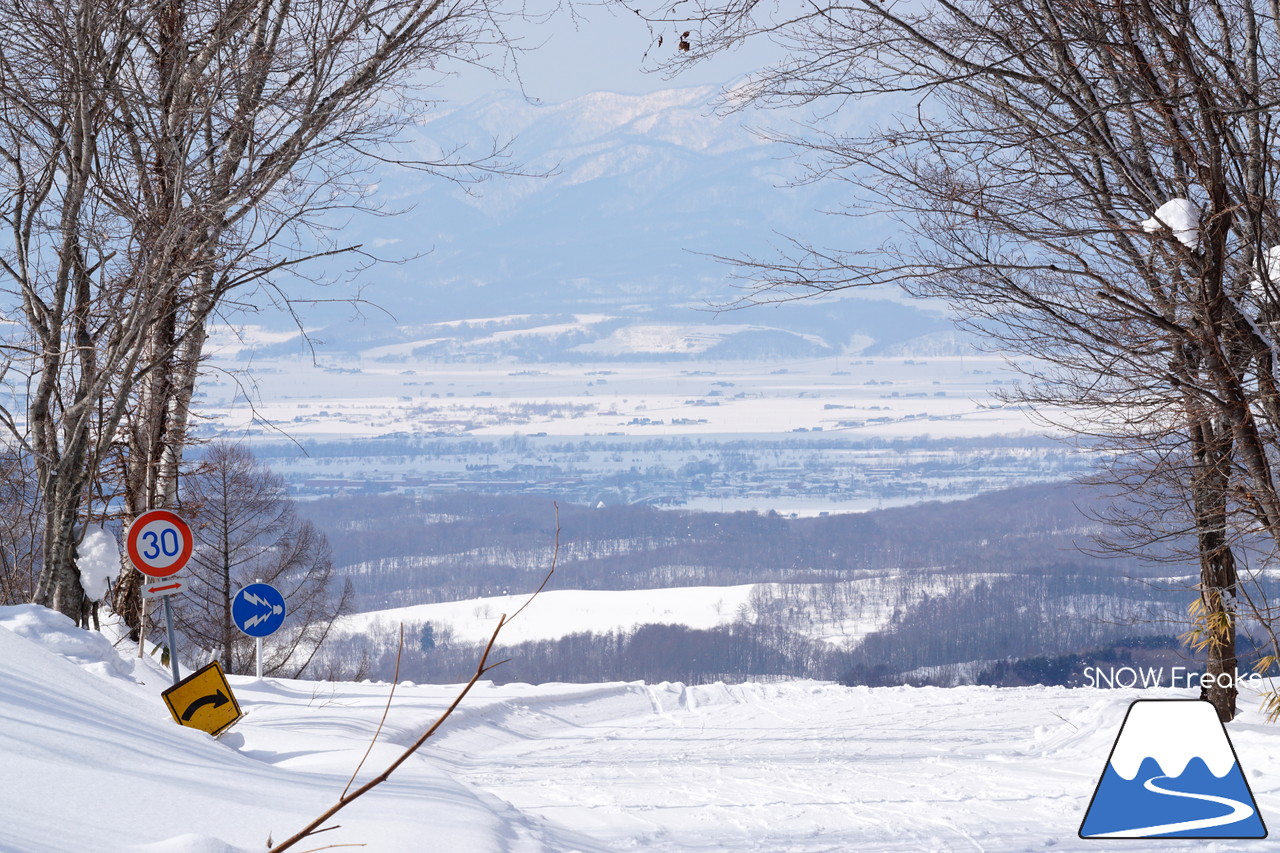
[127,509,194,578]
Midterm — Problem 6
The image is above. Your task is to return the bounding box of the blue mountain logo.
[1079,699,1266,839]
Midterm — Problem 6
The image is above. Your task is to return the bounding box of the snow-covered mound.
[0,604,586,852]
[4,602,1279,851]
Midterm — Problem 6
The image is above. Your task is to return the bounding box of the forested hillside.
[300,481,1161,610]
[301,482,1251,687]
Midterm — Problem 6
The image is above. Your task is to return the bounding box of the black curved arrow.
[182,690,229,721]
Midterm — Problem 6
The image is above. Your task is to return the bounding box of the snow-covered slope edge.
[6,602,1280,852]
[0,605,597,853]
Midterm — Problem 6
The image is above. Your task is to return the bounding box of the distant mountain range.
[256,84,970,363]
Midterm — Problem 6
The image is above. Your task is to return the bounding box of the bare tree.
[0,0,162,625]
[106,0,524,632]
[0,0,521,627]
[173,441,350,677]
[0,446,41,605]
[634,0,1280,719]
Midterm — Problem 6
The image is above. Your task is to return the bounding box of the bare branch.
[267,510,562,853]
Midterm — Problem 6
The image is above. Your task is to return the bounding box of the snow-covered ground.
[337,572,980,649]
[5,602,1278,852]
[197,348,1051,441]
[339,585,761,646]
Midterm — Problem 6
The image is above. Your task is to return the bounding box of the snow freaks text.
[1083,667,1266,690]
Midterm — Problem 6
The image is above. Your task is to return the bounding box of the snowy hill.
[0,604,587,852]
[339,584,763,646]
[335,572,978,650]
[7,601,1280,851]
[291,483,1197,688]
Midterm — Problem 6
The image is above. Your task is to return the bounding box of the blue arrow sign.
[231,582,287,638]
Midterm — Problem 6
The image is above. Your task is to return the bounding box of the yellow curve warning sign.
[162,660,243,736]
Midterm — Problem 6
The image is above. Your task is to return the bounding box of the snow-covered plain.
[197,339,1049,441]
[337,571,980,649]
[5,602,1280,852]
[340,584,761,646]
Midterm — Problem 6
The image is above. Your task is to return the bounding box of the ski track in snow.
[5,604,1280,852]
[424,682,1274,852]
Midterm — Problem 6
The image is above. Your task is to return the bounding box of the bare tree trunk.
[1190,417,1239,720]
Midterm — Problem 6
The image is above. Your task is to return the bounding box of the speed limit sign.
[126,509,194,578]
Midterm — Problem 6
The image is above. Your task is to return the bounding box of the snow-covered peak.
[1142,198,1200,250]
[399,83,775,216]
[1108,700,1236,780]
[430,84,737,151]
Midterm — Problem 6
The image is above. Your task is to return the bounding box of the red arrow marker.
[142,580,184,599]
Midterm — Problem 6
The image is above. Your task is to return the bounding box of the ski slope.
[3,603,1279,852]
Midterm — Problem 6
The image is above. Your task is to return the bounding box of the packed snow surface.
[4,602,1280,852]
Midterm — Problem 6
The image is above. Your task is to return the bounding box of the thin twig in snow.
[266,505,560,853]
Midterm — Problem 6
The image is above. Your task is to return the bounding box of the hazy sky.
[439,3,785,104]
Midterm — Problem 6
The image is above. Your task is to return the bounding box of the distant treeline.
[312,564,1223,688]
[298,481,1164,613]
[298,480,1259,687]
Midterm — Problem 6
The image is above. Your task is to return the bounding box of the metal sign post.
[138,597,146,660]
[127,509,195,686]
[232,580,287,680]
[162,595,180,683]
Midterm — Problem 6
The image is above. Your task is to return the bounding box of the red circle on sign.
[126,509,194,578]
